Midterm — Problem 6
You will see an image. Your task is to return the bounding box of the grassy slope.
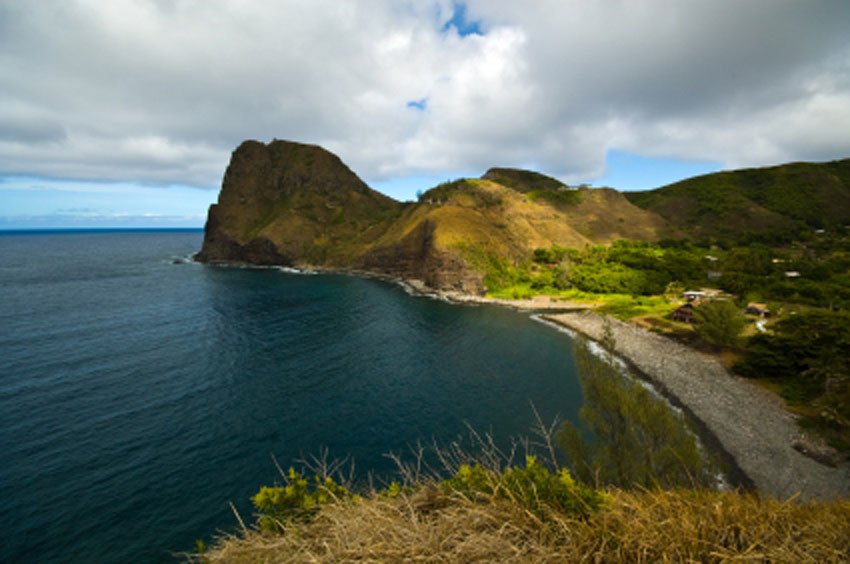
[204,143,671,283]
[201,486,850,562]
[626,158,850,240]
[352,176,671,293]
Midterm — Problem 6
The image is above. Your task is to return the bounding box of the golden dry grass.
[197,487,850,563]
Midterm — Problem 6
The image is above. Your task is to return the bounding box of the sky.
[1,1,849,229]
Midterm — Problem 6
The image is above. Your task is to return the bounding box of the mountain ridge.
[197,139,850,291]
[626,158,850,242]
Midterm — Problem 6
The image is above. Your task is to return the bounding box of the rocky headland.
[196,139,670,294]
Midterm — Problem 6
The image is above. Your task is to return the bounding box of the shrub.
[252,468,352,531]
[441,456,605,519]
[557,341,716,489]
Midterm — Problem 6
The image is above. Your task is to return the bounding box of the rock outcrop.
[196,139,400,266]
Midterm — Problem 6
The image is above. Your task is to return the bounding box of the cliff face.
[196,139,401,266]
[196,139,670,293]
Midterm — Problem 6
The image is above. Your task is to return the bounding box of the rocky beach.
[539,310,850,501]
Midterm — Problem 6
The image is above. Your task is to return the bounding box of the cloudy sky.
[2,1,849,228]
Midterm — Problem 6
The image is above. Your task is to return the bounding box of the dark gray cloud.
[0,0,848,189]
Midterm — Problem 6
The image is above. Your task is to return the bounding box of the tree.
[694,300,745,348]
[556,339,716,489]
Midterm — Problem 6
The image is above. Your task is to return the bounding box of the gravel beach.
[542,311,849,501]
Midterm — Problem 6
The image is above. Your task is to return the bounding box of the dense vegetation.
[736,310,850,453]
[482,239,705,298]
[626,158,850,243]
[478,230,850,456]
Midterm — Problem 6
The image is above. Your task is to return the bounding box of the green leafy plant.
[441,456,605,519]
[252,468,352,531]
[557,340,717,489]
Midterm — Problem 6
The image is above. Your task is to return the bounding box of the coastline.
[198,260,849,500]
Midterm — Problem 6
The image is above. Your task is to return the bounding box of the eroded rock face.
[359,220,485,294]
[196,139,399,266]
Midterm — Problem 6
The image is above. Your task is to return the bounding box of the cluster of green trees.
[713,240,850,308]
[522,240,706,296]
[478,232,850,454]
[693,300,746,348]
[495,235,850,309]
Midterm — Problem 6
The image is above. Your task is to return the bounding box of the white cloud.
[0,0,848,192]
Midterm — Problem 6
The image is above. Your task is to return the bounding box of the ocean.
[0,230,586,562]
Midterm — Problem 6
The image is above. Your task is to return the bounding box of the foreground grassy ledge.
[194,461,850,562]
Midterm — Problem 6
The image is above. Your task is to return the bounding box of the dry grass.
[194,417,850,562]
[197,487,850,563]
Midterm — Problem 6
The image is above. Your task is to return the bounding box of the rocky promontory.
[196,139,670,294]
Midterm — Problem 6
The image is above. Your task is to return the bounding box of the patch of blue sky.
[0,176,217,229]
[406,98,428,111]
[588,149,722,191]
[368,172,475,202]
[442,2,483,37]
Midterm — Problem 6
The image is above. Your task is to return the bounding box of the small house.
[682,291,705,302]
[785,271,801,278]
[671,303,697,323]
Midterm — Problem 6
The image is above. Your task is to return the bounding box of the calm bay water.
[0,230,585,562]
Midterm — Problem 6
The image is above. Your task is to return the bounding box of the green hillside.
[626,159,850,243]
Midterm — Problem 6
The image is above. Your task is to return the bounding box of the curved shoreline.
[530,313,754,492]
[539,310,849,501]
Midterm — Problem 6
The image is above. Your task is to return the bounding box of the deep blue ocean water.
[0,230,586,562]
